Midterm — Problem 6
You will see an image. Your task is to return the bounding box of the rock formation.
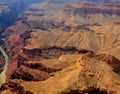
[0,0,120,94]
[0,52,120,94]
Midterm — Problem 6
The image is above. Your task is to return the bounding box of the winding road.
[0,47,8,86]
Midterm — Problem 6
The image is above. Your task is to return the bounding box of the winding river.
[0,0,44,87]
[0,47,8,86]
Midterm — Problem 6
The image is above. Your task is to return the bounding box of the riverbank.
[0,47,8,86]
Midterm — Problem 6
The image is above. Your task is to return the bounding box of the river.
[0,0,44,86]
[0,47,8,86]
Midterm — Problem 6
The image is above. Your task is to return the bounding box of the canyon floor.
[0,0,120,94]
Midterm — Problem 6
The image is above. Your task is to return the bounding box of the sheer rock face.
[0,52,120,94]
[2,0,120,67]
[0,0,120,94]
[11,65,50,81]
[0,80,34,94]
[3,24,120,93]
[0,0,43,32]
[77,53,120,93]
[20,1,120,29]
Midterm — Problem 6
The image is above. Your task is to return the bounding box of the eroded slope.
[0,0,120,94]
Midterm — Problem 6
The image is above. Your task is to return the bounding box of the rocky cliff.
[20,0,120,28]
[0,0,120,94]
[0,0,43,33]
[0,51,120,94]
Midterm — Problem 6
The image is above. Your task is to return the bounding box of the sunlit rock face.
[0,0,120,94]
[0,51,120,94]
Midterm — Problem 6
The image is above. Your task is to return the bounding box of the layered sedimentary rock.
[0,52,120,94]
[0,0,43,32]
[1,23,120,93]
[20,1,120,29]
[0,0,120,94]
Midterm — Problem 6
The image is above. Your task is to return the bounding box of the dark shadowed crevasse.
[0,0,44,87]
[0,0,44,33]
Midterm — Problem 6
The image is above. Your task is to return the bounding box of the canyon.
[0,0,43,33]
[0,0,120,94]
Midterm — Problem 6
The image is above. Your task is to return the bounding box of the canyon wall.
[0,0,120,94]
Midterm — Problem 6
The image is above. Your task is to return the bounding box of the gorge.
[0,0,43,33]
[0,0,120,94]
[0,0,44,87]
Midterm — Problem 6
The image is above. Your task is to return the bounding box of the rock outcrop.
[0,0,120,94]
[0,52,120,94]
[20,1,120,29]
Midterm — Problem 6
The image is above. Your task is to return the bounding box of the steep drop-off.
[20,1,120,29]
[0,52,120,94]
[0,0,43,33]
[0,0,120,94]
